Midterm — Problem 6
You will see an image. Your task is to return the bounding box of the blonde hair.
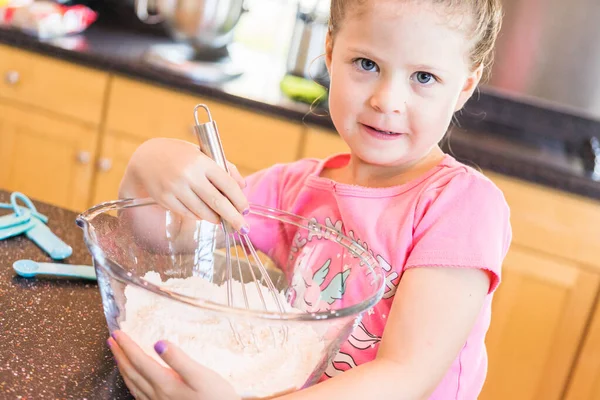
[328,0,503,80]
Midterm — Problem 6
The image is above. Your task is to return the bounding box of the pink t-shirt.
[244,153,512,399]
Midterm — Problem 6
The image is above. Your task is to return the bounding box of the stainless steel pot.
[286,2,329,81]
[135,0,246,51]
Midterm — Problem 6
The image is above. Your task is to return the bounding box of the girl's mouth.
[361,123,404,139]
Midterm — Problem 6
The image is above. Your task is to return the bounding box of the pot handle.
[135,0,163,24]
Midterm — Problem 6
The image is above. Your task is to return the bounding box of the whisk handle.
[193,104,230,173]
[193,104,236,232]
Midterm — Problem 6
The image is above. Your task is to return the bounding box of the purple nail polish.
[111,332,117,340]
[107,339,112,348]
[242,208,250,216]
[240,225,250,235]
[154,341,167,355]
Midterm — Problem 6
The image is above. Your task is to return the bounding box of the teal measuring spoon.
[13,259,96,281]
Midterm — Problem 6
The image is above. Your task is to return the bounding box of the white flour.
[120,272,326,399]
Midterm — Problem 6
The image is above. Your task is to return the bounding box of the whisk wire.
[242,236,285,314]
[238,235,289,345]
[222,227,245,347]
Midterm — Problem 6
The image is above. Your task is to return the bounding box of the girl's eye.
[354,58,379,72]
[412,71,436,85]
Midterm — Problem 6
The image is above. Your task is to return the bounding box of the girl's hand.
[108,331,240,400]
[120,138,249,232]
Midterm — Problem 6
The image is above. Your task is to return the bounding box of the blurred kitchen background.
[2,1,600,400]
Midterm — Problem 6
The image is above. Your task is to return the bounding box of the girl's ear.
[325,32,334,73]
[455,64,484,112]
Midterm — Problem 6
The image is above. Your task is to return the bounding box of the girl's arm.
[280,266,490,400]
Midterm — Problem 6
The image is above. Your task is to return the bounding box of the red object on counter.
[0,1,97,39]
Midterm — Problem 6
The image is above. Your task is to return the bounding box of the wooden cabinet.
[301,125,348,158]
[88,76,306,203]
[478,173,600,400]
[0,47,306,208]
[480,245,599,400]
[564,299,600,400]
[90,133,145,205]
[0,102,99,210]
[0,45,108,210]
[104,77,304,174]
[0,44,108,125]
[489,171,600,272]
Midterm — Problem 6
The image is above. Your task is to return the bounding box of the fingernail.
[111,332,117,340]
[240,225,250,235]
[242,208,250,216]
[154,340,167,355]
[107,339,112,348]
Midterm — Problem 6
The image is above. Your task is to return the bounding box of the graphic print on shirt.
[324,320,382,378]
[289,258,352,312]
[290,216,399,299]
[287,216,396,377]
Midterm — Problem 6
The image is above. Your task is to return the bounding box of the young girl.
[107,0,511,399]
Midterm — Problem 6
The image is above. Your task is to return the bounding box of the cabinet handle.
[97,158,113,172]
[5,70,20,85]
[76,151,91,165]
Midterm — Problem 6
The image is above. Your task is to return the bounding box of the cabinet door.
[90,133,145,206]
[487,171,600,272]
[480,245,600,400]
[301,126,348,159]
[564,300,600,400]
[105,77,304,173]
[0,44,108,125]
[0,102,98,211]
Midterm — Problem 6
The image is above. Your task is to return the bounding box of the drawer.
[0,101,99,211]
[105,76,304,171]
[0,44,109,125]
[301,126,349,159]
[486,171,600,271]
[91,132,146,205]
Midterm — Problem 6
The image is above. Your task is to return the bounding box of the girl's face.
[326,1,483,169]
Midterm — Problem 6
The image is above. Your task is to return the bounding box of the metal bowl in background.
[135,0,247,52]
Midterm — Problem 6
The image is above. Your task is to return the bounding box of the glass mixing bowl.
[77,198,385,399]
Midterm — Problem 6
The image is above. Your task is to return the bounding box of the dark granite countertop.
[1,19,600,201]
[0,190,132,399]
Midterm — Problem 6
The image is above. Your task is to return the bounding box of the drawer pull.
[76,151,91,165]
[5,70,20,85]
[97,158,113,172]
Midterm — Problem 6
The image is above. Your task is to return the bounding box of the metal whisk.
[193,104,287,347]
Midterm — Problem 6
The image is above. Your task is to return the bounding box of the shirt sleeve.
[242,164,287,209]
[405,172,512,294]
[240,164,289,267]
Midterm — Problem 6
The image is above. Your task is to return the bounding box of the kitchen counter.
[1,19,600,201]
[0,190,132,399]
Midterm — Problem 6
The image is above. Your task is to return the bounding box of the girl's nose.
[369,81,406,114]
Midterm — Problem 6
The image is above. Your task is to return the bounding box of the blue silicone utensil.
[13,259,96,280]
